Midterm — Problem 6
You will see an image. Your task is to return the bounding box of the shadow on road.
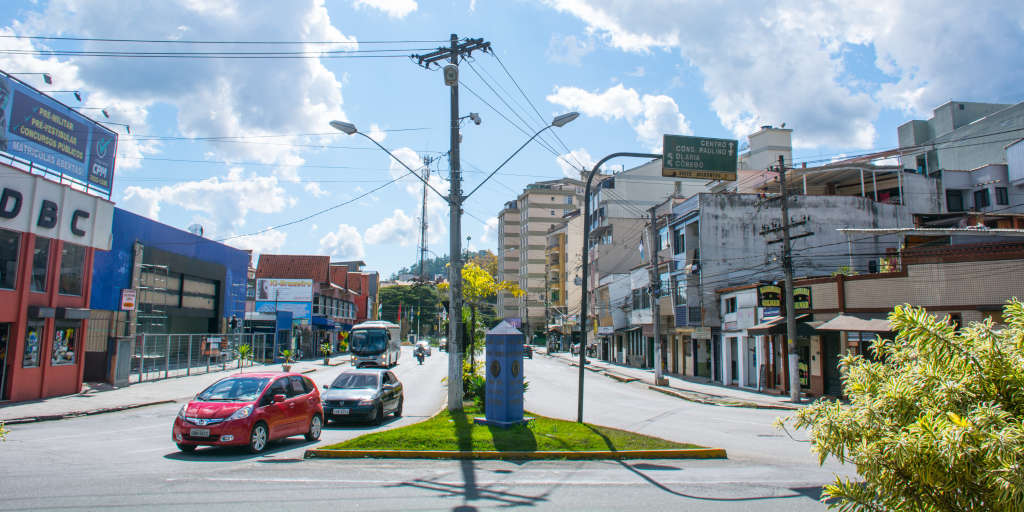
[163,437,318,462]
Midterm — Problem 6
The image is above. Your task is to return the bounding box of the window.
[288,375,308,396]
[23,321,42,368]
[262,379,289,405]
[59,243,86,296]
[0,228,18,290]
[657,226,669,252]
[946,189,964,212]
[566,196,573,205]
[996,187,1009,206]
[31,237,50,293]
[672,277,685,305]
[51,322,78,366]
[724,297,737,314]
[974,189,990,209]
[673,228,684,254]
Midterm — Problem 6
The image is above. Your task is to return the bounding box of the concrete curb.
[304,447,727,460]
[603,371,640,383]
[1,399,179,425]
[648,385,800,411]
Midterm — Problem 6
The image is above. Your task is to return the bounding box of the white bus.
[348,320,401,368]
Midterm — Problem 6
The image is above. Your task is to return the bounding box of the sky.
[1,0,1021,278]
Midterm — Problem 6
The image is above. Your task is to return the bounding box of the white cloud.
[546,34,594,66]
[556,148,595,178]
[479,216,499,244]
[226,229,288,256]
[13,0,355,167]
[384,147,449,246]
[118,167,290,237]
[320,223,365,259]
[305,182,328,198]
[352,0,417,18]
[365,209,418,246]
[366,123,387,143]
[547,84,691,149]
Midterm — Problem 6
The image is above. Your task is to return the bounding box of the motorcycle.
[415,349,425,365]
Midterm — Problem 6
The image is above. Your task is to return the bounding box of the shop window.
[23,321,43,368]
[59,243,86,296]
[0,228,19,290]
[31,237,51,293]
[51,322,78,366]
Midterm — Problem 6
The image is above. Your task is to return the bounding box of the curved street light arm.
[353,130,451,204]
[463,124,556,200]
[577,151,663,423]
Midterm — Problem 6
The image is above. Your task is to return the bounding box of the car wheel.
[305,415,323,441]
[177,443,196,453]
[373,403,384,426]
[248,422,269,454]
[394,397,403,417]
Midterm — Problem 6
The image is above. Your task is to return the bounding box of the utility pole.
[778,154,801,403]
[418,156,434,282]
[413,34,491,411]
[648,204,667,386]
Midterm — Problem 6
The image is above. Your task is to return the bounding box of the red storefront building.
[0,164,114,402]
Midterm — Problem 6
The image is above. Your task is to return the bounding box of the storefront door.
[0,323,9,401]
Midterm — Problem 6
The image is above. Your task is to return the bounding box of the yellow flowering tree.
[780,300,1024,510]
[440,261,524,367]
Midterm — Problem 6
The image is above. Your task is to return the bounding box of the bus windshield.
[349,329,389,355]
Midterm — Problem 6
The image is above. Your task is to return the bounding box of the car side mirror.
[272,394,287,403]
[322,384,329,389]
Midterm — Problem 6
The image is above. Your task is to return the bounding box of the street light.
[464,111,579,199]
[8,72,52,84]
[576,151,662,423]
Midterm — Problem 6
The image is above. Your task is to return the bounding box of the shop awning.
[747,314,811,335]
[816,314,891,332]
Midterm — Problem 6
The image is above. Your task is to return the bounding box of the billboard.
[255,301,312,322]
[255,278,313,302]
[0,72,118,195]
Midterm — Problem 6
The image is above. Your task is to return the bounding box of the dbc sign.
[0,165,113,250]
[0,188,91,235]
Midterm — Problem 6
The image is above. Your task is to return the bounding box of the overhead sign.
[0,73,118,195]
[662,134,738,181]
[758,285,782,307]
[0,165,114,250]
[119,289,137,311]
[692,327,712,340]
[793,287,812,310]
[256,278,313,302]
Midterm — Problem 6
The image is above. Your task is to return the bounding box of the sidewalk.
[0,356,349,424]
[541,349,807,411]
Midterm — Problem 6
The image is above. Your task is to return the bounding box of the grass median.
[319,406,702,453]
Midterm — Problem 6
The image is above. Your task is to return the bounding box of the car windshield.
[349,329,388,355]
[330,373,379,389]
[196,377,270,402]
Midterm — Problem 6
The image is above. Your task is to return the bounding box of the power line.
[0,34,447,44]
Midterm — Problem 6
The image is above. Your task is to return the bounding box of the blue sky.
[1,0,1021,277]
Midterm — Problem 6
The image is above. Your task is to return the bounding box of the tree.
[780,301,1024,511]
[378,284,443,337]
[470,250,498,279]
[440,261,524,404]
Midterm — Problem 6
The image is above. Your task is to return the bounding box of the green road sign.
[662,134,738,181]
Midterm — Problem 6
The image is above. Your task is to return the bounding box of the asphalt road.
[0,346,854,511]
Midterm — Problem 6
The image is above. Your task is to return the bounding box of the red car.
[172,372,324,453]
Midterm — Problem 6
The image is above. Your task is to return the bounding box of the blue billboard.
[255,301,312,323]
[0,72,118,195]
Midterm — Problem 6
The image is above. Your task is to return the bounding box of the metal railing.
[130,332,272,384]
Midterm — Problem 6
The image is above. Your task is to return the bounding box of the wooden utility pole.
[778,154,801,403]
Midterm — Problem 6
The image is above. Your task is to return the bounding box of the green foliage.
[236,344,251,369]
[462,359,486,408]
[280,349,294,364]
[780,300,1024,511]
[831,265,858,277]
[378,283,442,331]
[0,422,7,442]
[320,342,331,356]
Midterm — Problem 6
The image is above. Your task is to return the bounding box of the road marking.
[167,476,825,489]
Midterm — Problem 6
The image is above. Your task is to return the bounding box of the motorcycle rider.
[414,344,426,365]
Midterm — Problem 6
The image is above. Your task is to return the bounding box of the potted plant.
[320,342,332,366]
[236,344,251,372]
[280,349,295,372]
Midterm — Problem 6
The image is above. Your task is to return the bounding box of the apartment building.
[544,209,583,338]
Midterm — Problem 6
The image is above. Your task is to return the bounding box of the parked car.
[172,372,323,454]
[439,337,448,352]
[523,344,533,359]
[321,368,404,425]
[415,340,431,356]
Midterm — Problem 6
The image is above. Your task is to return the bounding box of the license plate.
[333,408,349,415]
[190,428,210,437]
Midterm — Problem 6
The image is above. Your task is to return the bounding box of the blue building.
[83,208,250,380]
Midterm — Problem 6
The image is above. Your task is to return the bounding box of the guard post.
[474,320,527,428]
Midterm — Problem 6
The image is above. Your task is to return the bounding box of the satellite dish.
[188,224,204,237]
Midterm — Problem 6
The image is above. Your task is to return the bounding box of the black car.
[523,344,533,359]
[321,369,403,425]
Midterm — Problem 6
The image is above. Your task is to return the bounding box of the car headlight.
[357,398,375,406]
[177,405,186,419]
[228,405,254,421]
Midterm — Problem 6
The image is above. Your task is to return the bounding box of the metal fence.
[130,332,273,384]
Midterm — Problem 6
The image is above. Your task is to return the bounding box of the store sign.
[119,289,137,311]
[693,326,712,340]
[597,326,614,335]
[255,278,313,302]
[0,165,113,249]
[662,134,738,181]
[758,285,813,309]
[758,285,782,307]
[0,73,118,194]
